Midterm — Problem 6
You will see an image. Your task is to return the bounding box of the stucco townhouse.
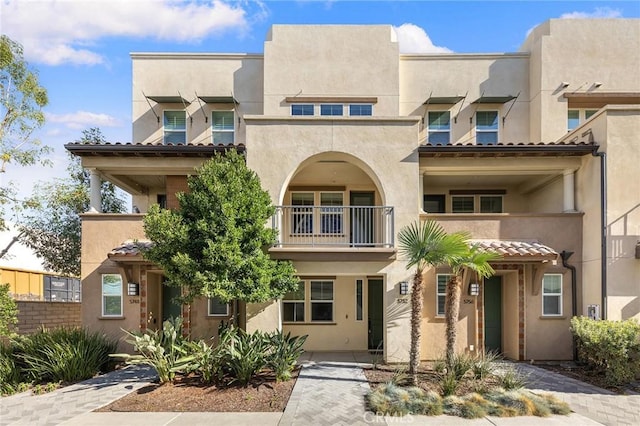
[66,19,640,362]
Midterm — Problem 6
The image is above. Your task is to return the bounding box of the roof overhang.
[563,92,640,109]
[65,142,245,158]
[472,239,558,262]
[419,142,597,158]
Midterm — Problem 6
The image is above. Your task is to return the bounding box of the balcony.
[269,206,395,261]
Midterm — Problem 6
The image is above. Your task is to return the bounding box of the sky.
[1,0,639,213]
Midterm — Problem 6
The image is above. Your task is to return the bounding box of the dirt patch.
[97,370,298,412]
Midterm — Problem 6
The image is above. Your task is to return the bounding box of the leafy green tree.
[18,128,126,276]
[398,220,468,384]
[0,283,18,337]
[143,150,298,306]
[0,35,51,228]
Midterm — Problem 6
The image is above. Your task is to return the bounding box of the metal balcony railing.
[271,206,394,248]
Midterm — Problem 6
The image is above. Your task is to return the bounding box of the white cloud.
[2,0,249,66]
[393,23,452,54]
[560,7,622,19]
[46,111,120,130]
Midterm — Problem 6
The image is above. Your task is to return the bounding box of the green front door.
[162,281,182,323]
[368,279,384,351]
[484,276,502,353]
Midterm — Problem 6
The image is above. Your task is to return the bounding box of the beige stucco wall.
[522,19,640,141]
[501,271,519,360]
[80,214,146,350]
[264,25,399,116]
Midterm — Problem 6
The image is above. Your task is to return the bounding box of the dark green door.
[368,279,384,351]
[162,281,182,322]
[350,191,375,246]
[484,276,502,353]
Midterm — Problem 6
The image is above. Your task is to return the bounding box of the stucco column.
[89,169,102,213]
[563,169,576,212]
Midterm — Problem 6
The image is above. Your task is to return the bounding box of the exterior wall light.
[399,281,409,295]
[468,282,480,296]
[127,282,140,296]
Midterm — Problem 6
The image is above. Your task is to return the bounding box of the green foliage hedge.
[570,316,640,386]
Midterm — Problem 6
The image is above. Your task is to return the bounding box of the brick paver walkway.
[0,366,156,426]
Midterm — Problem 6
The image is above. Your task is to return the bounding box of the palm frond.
[449,244,500,277]
[398,221,468,270]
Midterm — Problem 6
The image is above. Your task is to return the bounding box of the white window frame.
[427,110,451,144]
[568,108,600,131]
[291,192,315,235]
[479,195,504,213]
[207,297,230,317]
[163,110,187,145]
[348,104,373,116]
[475,110,499,144]
[291,104,315,116]
[542,274,563,316]
[451,195,475,213]
[319,191,344,235]
[283,282,306,323]
[436,274,453,316]
[101,274,123,317]
[211,110,235,145]
[320,104,344,116]
[310,280,334,322]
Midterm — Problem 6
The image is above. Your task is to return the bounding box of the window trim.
[163,110,187,145]
[475,110,499,144]
[348,104,373,116]
[310,280,334,322]
[451,195,475,213]
[542,274,563,316]
[282,282,306,323]
[436,274,453,317]
[207,297,230,317]
[568,108,600,131]
[427,110,451,144]
[101,274,123,317]
[320,104,344,116]
[291,104,315,116]
[211,110,235,145]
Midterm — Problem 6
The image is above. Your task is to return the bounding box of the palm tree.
[398,220,468,384]
[444,244,498,367]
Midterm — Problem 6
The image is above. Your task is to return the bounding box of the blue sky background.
[2,0,639,209]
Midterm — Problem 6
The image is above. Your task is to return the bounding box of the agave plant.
[265,330,307,381]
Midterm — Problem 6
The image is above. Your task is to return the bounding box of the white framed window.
[207,297,229,316]
[542,274,563,316]
[320,192,344,234]
[568,109,599,131]
[355,279,363,321]
[436,274,453,316]
[283,283,305,323]
[476,111,498,144]
[163,110,186,144]
[291,104,314,116]
[212,111,234,145]
[479,195,503,213]
[428,111,450,144]
[320,104,343,116]
[311,281,333,321]
[291,192,314,234]
[452,195,474,213]
[349,104,373,116]
[102,274,123,317]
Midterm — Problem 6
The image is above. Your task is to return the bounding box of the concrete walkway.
[0,353,638,426]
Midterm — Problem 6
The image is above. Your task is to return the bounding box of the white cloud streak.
[393,23,452,54]
[560,7,622,19]
[46,111,120,130]
[2,0,249,66]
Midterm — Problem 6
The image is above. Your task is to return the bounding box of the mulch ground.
[97,370,298,412]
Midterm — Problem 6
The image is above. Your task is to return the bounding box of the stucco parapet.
[400,52,529,61]
[130,52,263,60]
[243,115,420,124]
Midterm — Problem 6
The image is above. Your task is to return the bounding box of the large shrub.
[0,343,21,394]
[12,327,117,383]
[0,283,18,337]
[570,316,640,386]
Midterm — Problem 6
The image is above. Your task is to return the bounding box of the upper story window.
[567,109,599,131]
[451,194,504,213]
[320,104,343,116]
[320,192,344,234]
[428,111,451,144]
[451,196,475,213]
[479,195,503,213]
[349,104,373,116]
[476,111,498,144]
[292,104,314,116]
[212,111,234,145]
[424,194,446,213]
[291,192,314,234]
[163,111,186,144]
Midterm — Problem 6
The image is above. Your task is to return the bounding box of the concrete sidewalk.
[1,353,637,426]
